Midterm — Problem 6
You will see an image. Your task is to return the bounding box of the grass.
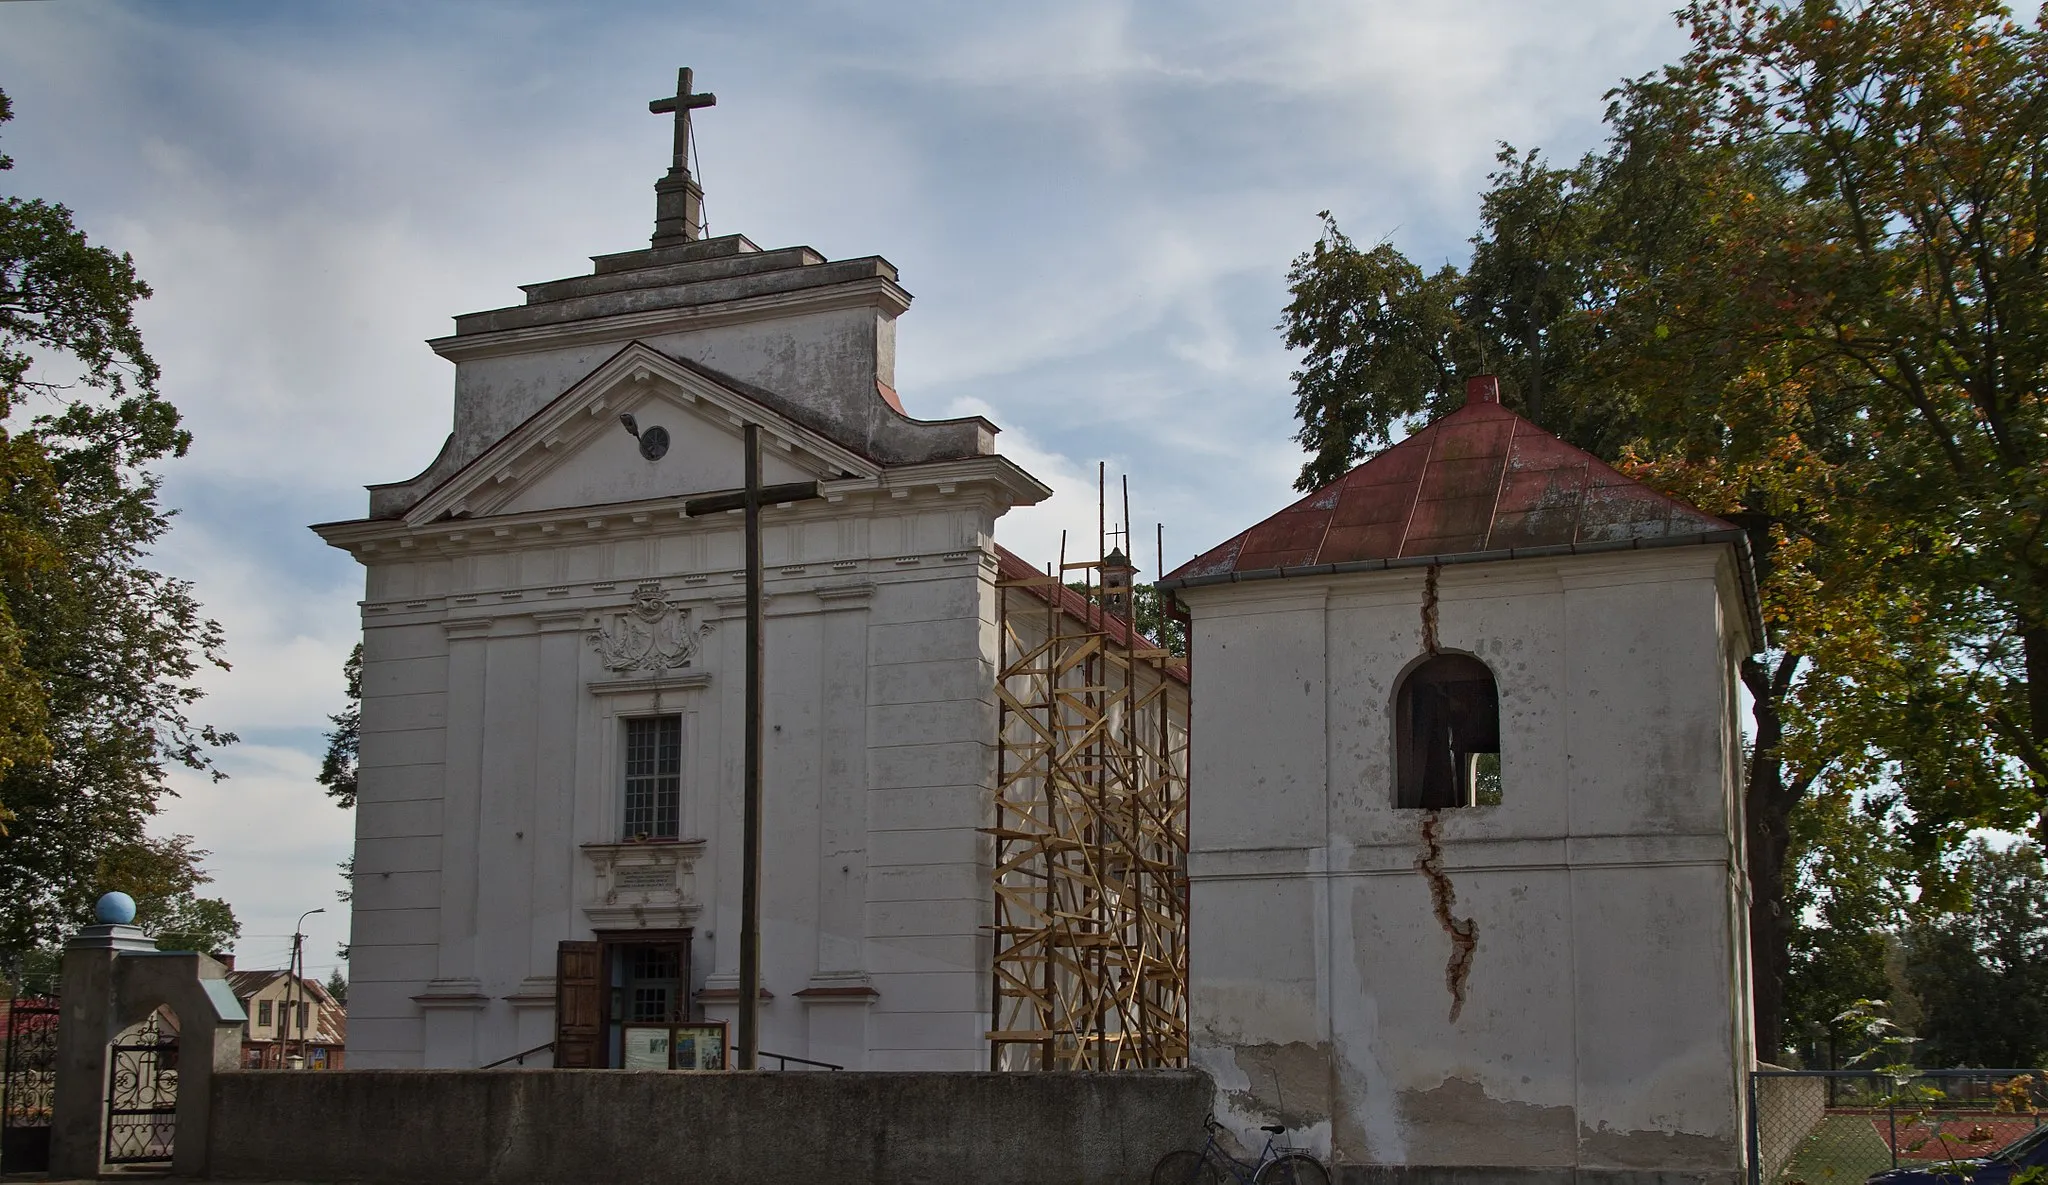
[1780,1114,1898,1185]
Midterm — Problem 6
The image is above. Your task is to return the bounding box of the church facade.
[314,78,1064,1070]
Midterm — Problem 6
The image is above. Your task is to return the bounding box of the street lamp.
[285,908,325,1069]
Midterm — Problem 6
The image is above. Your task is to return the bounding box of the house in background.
[225,968,347,1069]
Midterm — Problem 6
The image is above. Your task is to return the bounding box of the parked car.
[1866,1124,2048,1185]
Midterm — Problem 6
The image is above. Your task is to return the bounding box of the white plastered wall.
[344,486,1006,1071]
[1181,546,1753,1177]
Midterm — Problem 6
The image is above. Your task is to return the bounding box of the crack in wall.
[1417,810,1478,1022]
[1421,562,1442,654]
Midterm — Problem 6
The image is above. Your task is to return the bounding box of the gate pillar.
[49,893,247,1179]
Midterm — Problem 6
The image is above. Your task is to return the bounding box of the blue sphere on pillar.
[95,891,137,926]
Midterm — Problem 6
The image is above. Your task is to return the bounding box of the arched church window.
[1394,654,1503,808]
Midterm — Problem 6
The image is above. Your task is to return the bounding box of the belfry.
[1163,375,1757,1176]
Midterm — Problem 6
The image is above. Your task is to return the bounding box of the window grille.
[623,716,683,839]
[626,944,683,1023]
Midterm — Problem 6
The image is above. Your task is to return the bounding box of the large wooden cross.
[684,425,820,1070]
[649,67,716,174]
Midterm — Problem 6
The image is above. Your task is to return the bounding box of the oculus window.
[623,715,683,840]
[1395,654,1503,809]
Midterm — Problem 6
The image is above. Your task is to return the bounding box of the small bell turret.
[1102,546,1136,622]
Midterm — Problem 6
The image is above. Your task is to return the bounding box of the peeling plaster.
[1416,812,1478,1023]
[1580,1123,1739,1171]
[1194,1043,1335,1163]
[1331,990,1406,1165]
[1398,1077,1576,1166]
[1328,836,1407,1166]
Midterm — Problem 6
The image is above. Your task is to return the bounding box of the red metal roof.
[1168,377,1736,582]
[993,543,1190,684]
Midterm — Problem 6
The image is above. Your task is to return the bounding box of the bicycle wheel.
[1254,1152,1331,1185]
[1152,1149,1224,1185]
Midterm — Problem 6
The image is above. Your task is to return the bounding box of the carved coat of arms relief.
[588,583,712,674]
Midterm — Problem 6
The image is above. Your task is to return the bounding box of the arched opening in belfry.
[1394,653,1502,809]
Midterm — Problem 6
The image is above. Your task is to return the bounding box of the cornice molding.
[586,671,713,697]
[426,277,913,364]
[316,468,1027,559]
[400,345,879,529]
[412,978,489,1011]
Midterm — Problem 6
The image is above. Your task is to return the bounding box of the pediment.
[403,344,882,526]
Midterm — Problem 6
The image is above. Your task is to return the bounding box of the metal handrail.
[480,1041,555,1069]
[477,1041,842,1071]
[733,1047,843,1070]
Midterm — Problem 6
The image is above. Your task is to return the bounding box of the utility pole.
[287,907,324,1069]
[684,423,819,1069]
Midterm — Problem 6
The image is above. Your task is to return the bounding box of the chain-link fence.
[1750,1069,2047,1185]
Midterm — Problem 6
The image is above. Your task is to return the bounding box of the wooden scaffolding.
[987,491,1190,1071]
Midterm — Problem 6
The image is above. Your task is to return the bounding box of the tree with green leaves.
[107,832,242,954]
[1904,841,2048,1068]
[319,642,360,808]
[0,86,237,952]
[1781,789,1916,1064]
[1646,0,2048,835]
[320,642,360,963]
[1278,0,2048,1057]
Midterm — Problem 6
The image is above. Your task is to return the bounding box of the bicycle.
[1151,1114,1331,1185]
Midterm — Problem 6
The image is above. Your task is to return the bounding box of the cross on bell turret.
[648,66,716,245]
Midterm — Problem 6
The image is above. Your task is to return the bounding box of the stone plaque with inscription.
[615,865,675,893]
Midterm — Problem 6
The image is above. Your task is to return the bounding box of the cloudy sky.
[0,0,1694,980]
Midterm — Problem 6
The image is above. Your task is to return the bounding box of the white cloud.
[1,0,1695,958]
[147,515,359,732]
[155,746,353,981]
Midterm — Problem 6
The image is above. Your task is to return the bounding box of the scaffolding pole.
[987,474,1190,1071]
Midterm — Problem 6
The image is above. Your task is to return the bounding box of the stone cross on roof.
[648,67,716,245]
[649,66,716,175]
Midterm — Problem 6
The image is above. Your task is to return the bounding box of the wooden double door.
[553,930,693,1069]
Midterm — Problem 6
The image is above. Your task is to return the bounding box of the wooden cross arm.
[683,481,822,517]
[649,92,716,114]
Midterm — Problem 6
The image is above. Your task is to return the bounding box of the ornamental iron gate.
[0,983,61,1174]
[104,1010,178,1166]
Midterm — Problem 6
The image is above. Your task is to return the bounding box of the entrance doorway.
[104,1010,178,1167]
[553,930,695,1068]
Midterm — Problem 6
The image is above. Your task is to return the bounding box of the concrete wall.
[205,1069,1211,1185]
[1755,1073,1825,1183]
[1180,548,1754,1182]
